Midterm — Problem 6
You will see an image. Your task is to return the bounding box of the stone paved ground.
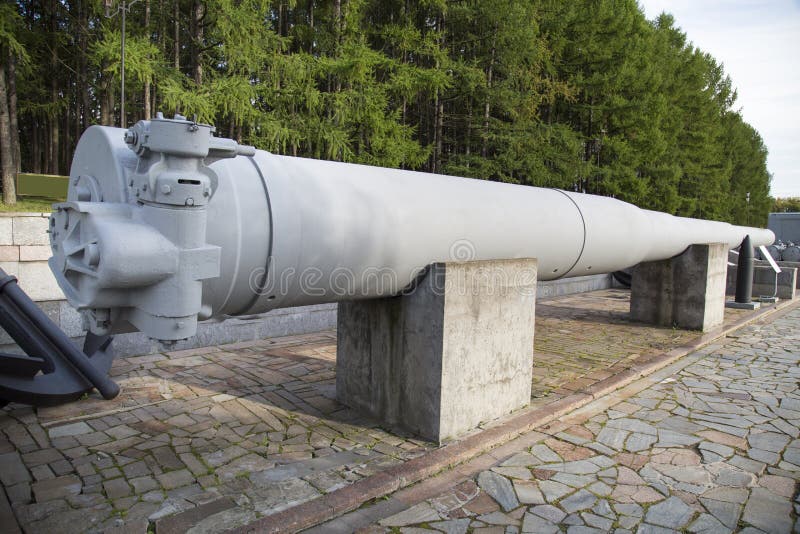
[0,290,754,533]
[530,291,747,401]
[356,306,800,534]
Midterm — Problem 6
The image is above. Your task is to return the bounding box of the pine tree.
[1,0,773,220]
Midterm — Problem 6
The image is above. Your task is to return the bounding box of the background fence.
[15,173,68,200]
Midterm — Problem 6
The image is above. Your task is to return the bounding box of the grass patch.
[0,197,60,213]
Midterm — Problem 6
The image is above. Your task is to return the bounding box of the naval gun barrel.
[48,116,774,342]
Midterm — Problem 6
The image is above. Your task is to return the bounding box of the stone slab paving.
[0,290,753,533]
[531,292,747,401]
[355,306,800,534]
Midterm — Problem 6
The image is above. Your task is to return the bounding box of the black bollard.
[735,235,754,304]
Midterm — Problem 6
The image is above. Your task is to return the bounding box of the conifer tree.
[0,0,774,220]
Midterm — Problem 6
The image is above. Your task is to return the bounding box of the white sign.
[758,245,782,273]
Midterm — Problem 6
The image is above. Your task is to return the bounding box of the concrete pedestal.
[630,243,727,331]
[725,300,761,310]
[336,259,537,443]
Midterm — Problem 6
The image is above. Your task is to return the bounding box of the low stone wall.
[0,299,339,358]
[726,263,797,300]
[730,249,800,290]
[0,212,338,358]
[0,211,613,357]
[776,261,800,289]
[538,273,613,298]
[0,212,62,301]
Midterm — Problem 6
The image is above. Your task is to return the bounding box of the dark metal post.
[735,235,754,303]
[105,0,140,127]
[120,0,126,126]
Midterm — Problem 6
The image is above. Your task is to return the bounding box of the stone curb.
[228,297,800,534]
[157,497,237,534]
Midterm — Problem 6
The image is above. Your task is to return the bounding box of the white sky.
[638,0,800,198]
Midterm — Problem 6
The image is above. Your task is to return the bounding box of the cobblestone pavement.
[358,307,800,534]
[530,292,746,402]
[0,290,753,533]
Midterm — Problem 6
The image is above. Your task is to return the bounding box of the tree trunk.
[49,108,59,174]
[340,0,347,38]
[159,0,165,53]
[100,95,110,126]
[101,76,114,126]
[432,15,445,173]
[584,93,594,194]
[173,0,180,70]
[433,91,443,173]
[0,65,16,205]
[75,0,86,136]
[192,0,204,85]
[144,0,152,119]
[333,0,341,45]
[465,103,472,166]
[482,30,497,160]
[63,102,70,174]
[155,0,165,115]
[308,0,314,53]
[8,53,20,173]
[332,0,343,93]
[49,0,59,175]
[32,120,41,174]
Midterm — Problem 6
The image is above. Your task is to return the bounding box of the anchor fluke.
[0,268,118,407]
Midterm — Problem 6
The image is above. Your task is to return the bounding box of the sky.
[638,0,800,198]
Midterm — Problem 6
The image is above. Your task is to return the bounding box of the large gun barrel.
[49,116,774,342]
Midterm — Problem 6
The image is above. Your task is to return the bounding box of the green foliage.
[158,77,217,123]
[773,198,800,213]
[0,197,57,213]
[0,3,29,63]
[92,29,160,88]
[8,0,773,223]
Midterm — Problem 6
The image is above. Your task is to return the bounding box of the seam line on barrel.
[237,155,275,315]
[551,189,586,280]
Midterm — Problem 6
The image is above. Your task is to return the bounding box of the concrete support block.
[12,216,49,245]
[336,258,537,443]
[630,243,727,331]
[726,265,797,300]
